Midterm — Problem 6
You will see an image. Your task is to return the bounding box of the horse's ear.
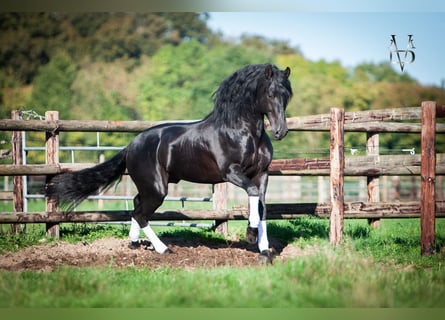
[265,64,273,80]
[284,67,291,78]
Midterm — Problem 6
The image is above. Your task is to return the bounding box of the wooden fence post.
[329,108,345,246]
[367,132,380,227]
[213,182,228,237]
[420,101,436,255]
[11,110,25,234]
[45,111,60,238]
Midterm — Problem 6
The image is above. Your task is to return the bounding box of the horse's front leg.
[253,171,273,264]
[225,165,261,240]
[245,194,269,252]
[225,165,272,263]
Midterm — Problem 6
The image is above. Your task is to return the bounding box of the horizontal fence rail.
[2,154,445,177]
[1,107,444,133]
[2,201,445,223]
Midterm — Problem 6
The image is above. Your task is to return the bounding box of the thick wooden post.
[213,182,228,237]
[420,101,436,255]
[329,108,345,246]
[45,111,60,238]
[367,132,380,227]
[11,110,25,234]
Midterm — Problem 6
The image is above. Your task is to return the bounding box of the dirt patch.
[0,236,317,272]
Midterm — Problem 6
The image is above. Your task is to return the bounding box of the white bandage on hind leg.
[129,218,141,242]
[142,224,169,254]
[248,196,260,228]
[258,220,269,253]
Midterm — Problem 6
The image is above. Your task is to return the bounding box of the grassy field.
[0,216,444,307]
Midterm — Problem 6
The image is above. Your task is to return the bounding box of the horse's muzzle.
[267,111,289,140]
[273,128,288,140]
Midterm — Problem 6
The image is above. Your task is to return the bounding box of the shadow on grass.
[436,234,445,254]
[137,218,375,255]
[154,218,372,256]
[59,223,129,242]
[267,218,372,245]
[268,219,328,244]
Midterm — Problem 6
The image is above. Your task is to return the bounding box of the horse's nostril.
[274,129,288,140]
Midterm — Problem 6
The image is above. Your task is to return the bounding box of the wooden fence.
[0,102,444,255]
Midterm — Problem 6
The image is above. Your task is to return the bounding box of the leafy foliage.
[138,39,274,120]
[0,12,210,84]
[1,13,445,162]
[29,51,77,118]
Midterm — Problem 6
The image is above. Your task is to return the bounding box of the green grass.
[1,241,444,307]
[0,217,444,307]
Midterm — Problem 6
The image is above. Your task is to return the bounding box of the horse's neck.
[228,117,265,139]
[202,109,265,137]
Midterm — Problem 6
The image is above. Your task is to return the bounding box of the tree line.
[1,12,444,163]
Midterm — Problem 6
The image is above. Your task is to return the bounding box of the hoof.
[258,250,273,265]
[161,248,173,254]
[128,240,153,250]
[141,240,154,251]
[128,241,141,250]
[245,226,258,244]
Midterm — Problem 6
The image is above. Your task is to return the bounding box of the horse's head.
[257,64,292,140]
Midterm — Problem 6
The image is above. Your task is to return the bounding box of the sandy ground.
[0,236,317,272]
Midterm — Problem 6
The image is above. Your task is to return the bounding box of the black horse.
[45,64,292,263]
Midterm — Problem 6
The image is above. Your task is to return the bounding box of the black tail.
[45,148,128,210]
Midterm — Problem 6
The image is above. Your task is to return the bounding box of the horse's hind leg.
[128,195,143,248]
[131,192,171,254]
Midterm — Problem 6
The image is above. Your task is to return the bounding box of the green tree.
[138,39,274,121]
[29,51,77,118]
[0,12,212,83]
[69,13,109,37]
[353,62,416,83]
[2,12,445,163]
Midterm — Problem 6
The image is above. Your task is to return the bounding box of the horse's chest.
[240,145,270,176]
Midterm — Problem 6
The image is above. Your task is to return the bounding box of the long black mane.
[207,64,292,126]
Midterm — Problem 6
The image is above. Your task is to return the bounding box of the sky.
[207,12,445,87]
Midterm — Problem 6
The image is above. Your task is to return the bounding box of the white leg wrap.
[258,220,269,253]
[248,196,260,228]
[129,218,141,243]
[142,224,169,254]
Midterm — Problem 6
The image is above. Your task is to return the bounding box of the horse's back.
[126,122,224,185]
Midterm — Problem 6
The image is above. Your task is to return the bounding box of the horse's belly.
[167,153,223,184]
[169,168,223,184]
